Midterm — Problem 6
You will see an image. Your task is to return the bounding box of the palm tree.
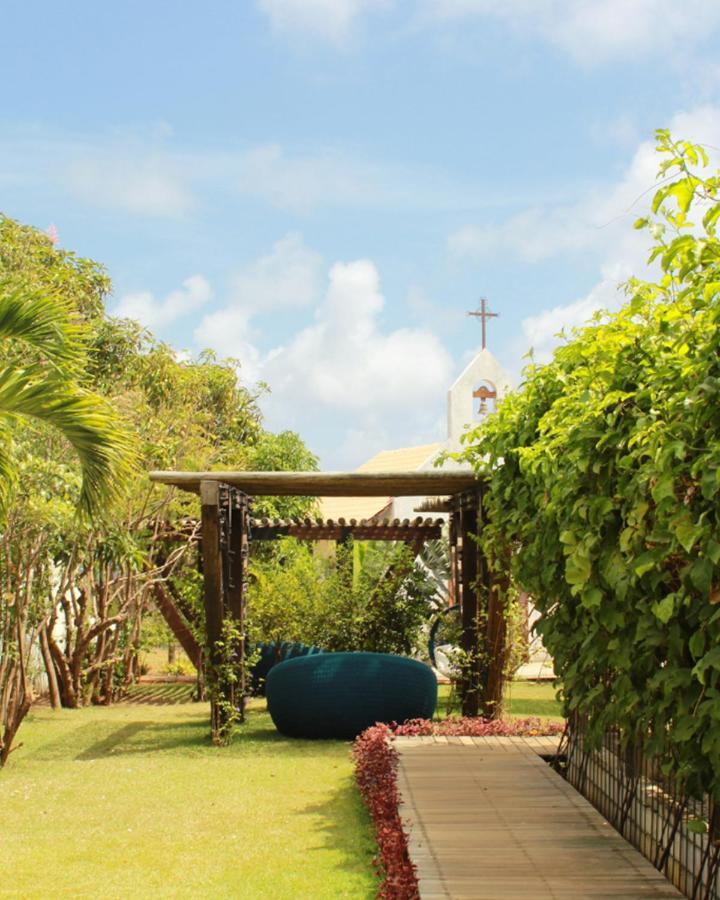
[0,280,134,764]
[0,280,133,516]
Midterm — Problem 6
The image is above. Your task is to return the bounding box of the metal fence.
[562,724,720,900]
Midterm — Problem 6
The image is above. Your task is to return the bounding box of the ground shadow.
[75,722,149,760]
[294,780,377,897]
[121,684,196,705]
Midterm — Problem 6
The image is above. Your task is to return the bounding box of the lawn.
[0,690,376,899]
[0,678,562,898]
[437,678,563,720]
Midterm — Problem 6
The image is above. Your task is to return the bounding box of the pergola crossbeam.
[150,470,477,496]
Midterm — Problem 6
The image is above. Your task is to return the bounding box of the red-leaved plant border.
[353,717,563,899]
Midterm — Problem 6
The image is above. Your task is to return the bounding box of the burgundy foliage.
[353,723,420,899]
[353,716,563,898]
[392,716,564,737]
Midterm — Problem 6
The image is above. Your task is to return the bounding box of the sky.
[2,1,720,467]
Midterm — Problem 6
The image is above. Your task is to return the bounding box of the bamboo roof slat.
[246,516,444,543]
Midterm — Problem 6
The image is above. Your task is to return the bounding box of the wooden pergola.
[150,470,502,742]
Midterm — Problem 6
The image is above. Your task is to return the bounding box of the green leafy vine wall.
[460,133,720,798]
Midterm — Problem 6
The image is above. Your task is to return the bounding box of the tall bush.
[460,133,720,797]
[247,539,435,657]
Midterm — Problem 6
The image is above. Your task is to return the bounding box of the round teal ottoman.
[266,651,437,739]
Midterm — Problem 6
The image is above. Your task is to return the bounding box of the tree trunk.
[38,625,61,710]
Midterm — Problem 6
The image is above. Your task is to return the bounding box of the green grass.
[437,679,563,721]
[0,691,376,899]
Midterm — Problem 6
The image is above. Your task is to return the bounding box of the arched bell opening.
[472,379,498,420]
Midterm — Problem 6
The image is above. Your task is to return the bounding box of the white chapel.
[320,304,514,523]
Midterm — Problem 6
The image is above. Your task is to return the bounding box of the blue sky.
[2,1,720,466]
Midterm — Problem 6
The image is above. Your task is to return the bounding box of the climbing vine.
[206,617,244,745]
[459,132,720,798]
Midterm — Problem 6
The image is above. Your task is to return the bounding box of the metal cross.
[467,297,498,350]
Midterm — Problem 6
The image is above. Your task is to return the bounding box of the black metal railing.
[563,722,720,900]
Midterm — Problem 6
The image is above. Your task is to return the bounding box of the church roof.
[319,442,442,520]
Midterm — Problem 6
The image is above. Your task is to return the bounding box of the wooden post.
[483,567,508,719]
[226,491,248,722]
[479,492,507,720]
[458,493,482,717]
[449,509,460,607]
[200,480,229,743]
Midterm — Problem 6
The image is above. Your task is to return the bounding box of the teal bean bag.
[266,651,437,739]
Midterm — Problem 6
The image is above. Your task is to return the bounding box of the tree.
[0,214,319,759]
[0,278,132,764]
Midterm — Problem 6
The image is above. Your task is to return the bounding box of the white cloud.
[449,207,593,264]
[193,233,322,375]
[192,254,453,466]
[231,232,323,313]
[258,259,454,465]
[66,153,193,217]
[418,0,720,67]
[591,113,641,149]
[230,142,490,214]
[256,0,389,42]
[452,105,720,267]
[0,127,502,218]
[189,251,454,466]
[114,275,212,330]
[510,105,720,365]
[256,0,720,64]
[233,144,379,214]
[262,259,453,416]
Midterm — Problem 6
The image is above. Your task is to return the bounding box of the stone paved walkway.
[395,736,682,899]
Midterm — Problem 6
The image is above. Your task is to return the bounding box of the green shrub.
[459,132,720,798]
[247,539,435,657]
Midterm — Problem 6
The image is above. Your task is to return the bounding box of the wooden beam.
[153,582,203,670]
[150,470,479,497]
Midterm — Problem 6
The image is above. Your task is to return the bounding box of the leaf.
[661,234,695,269]
[703,206,720,233]
[652,594,675,624]
[598,604,625,632]
[692,646,720,682]
[668,177,699,213]
[652,474,675,504]
[566,550,592,587]
[689,630,706,659]
[690,558,714,595]
[673,715,699,742]
[673,514,703,553]
[709,541,720,565]
[634,548,664,577]
[687,818,708,835]
[581,586,603,610]
[700,468,720,500]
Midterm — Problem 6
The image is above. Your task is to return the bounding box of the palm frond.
[0,365,135,517]
[0,280,84,369]
[0,423,17,515]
